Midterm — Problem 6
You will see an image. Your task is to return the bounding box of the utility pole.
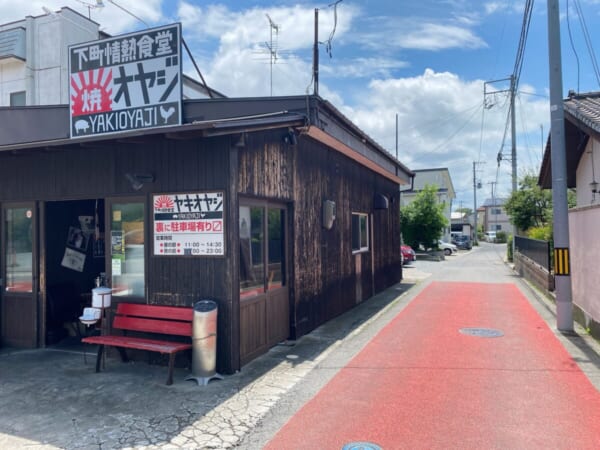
[484,76,518,251]
[312,8,319,96]
[510,75,517,193]
[395,113,398,159]
[473,161,484,244]
[510,74,518,257]
[547,0,573,331]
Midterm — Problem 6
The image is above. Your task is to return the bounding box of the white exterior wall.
[575,138,600,207]
[569,204,600,326]
[0,9,98,106]
[0,60,26,105]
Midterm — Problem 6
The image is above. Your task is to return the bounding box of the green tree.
[401,184,448,250]
[504,173,575,236]
[504,174,551,231]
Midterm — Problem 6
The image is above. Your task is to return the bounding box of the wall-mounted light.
[283,130,298,146]
[234,133,246,148]
[125,173,154,190]
[322,200,336,230]
[374,193,389,210]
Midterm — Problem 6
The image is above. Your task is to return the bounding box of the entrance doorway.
[44,199,106,345]
[1,197,148,349]
[239,202,289,365]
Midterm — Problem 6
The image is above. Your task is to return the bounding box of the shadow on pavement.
[0,280,418,449]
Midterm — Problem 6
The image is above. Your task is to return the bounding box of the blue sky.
[4,0,600,210]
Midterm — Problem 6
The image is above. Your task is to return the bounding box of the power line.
[572,0,600,88]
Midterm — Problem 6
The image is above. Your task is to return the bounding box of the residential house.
[539,90,600,336]
[0,7,221,107]
[481,197,510,234]
[450,211,473,239]
[400,168,456,240]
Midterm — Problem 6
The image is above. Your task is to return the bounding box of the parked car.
[485,231,497,242]
[401,244,416,264]
[451,234,472,250]
[438,240,458,256]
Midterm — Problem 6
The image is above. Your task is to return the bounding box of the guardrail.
[514,235,551,271]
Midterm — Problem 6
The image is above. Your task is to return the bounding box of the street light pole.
[547,0,573,331]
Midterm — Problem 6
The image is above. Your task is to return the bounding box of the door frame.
[239,199,290,365]
[1,202,40,348]
[105,196,147,302]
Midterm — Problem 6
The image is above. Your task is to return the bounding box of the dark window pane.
[10,91,25,107]
[352,214,360,251]
[111,202,145,297]
[5,207,33,292]
[268,208,284,289]
[240,206,264,299]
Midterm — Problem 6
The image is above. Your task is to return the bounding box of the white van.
[485,231,497,242]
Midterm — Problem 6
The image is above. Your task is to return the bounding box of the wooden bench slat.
[113,315,192,337]
[82,335,192,353]
[117,303,194,321]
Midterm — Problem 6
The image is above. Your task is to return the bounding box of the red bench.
[82,303,193,385]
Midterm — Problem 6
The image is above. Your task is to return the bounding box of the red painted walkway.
[265,282,600,449]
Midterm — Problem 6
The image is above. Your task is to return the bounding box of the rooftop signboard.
[69,23,182,138]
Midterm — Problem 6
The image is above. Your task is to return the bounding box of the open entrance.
[44,199,106,346]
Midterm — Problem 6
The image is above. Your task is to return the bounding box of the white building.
[0,7,221,107]
[400,168,456,241]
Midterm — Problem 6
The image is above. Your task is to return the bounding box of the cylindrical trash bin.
[186,300,223,386]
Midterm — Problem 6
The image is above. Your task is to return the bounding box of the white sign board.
[153,193,224,256]
[69,23,182,138]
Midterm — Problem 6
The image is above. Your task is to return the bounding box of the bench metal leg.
[166,354,175,385]
[95,345,104,373]
[116,347,129,363]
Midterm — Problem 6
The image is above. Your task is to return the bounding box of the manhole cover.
[342,443,382,450]
[459,327,504,338]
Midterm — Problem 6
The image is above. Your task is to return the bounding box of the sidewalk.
[0,280,415,449]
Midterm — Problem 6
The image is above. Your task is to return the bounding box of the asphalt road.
[240,242,600,449]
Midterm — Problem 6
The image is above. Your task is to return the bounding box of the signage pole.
[547,0,573,331]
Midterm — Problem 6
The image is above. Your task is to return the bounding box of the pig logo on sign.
[74,119,90,134]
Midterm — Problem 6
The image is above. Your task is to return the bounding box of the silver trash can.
[186,300,223,386]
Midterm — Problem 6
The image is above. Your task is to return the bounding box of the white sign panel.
[153,193,224,256]
[69,23,182,138]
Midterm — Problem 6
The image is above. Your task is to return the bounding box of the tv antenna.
[75,0,104,19]
[265,14,280,96]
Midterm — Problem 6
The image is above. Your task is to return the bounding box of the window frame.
[351,212,370,254]
[10,91,26,107]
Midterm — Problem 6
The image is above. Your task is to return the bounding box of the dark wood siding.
[0,135,238,374]
[292,135,402,338]
[236,129,401,342]
[237,130,295,363]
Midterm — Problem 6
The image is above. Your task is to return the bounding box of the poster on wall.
[66,226,89,251]
[61,247,86,272]
[69,23,182,139]
[153,192,224,256]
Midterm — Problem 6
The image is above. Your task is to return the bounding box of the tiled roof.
[481,198,506,207]
[563,91,600,134]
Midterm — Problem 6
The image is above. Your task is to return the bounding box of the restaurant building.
[0,21,412,374]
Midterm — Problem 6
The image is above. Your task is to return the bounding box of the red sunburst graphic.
[154,195,175,210]
[70,68,113,116]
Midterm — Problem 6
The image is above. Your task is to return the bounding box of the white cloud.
[337,69,549,206]
[396,23,487,51]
